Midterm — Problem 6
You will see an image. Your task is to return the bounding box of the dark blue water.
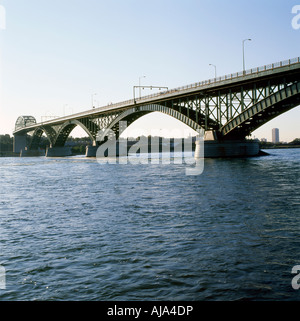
[0,149,299,301]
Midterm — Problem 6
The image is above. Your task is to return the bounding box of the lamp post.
[243,38,251,72]
[209,64,217,78]
[139,75,146,98]
[91,93,97,108]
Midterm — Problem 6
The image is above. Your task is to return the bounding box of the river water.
[0,149,299,301]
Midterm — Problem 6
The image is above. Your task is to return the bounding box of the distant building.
[272,128,279,143]
[260,138,267,142]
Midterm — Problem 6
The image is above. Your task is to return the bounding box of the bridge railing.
[136,56,300,101]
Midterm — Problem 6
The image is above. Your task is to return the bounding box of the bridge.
[13,56,300,157]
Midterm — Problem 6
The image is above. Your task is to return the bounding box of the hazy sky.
[0,0,299,142]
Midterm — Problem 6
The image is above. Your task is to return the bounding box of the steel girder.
[220,81,300,139]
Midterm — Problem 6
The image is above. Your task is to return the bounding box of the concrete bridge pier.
[13,134,27,154]
[86,145,98,157]
[195,130,260,158]
[46,146,72,157]
[202,140,260,158]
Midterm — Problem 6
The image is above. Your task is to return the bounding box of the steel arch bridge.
[13,56,300,155]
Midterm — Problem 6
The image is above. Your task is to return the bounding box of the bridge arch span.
[220,81,300,139]
[99,104,204,141]
[54,119,98,147]
[29,126,57,150]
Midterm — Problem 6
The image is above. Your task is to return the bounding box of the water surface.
[0,149,299,300]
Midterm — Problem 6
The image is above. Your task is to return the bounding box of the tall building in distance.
[272,128,279,143]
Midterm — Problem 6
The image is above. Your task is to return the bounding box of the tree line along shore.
[1,134,300,157]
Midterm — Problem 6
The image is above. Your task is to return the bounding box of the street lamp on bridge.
[91,93,97,109]
[243,38,252,73]
[209,64,217,78]
[139,75,146,98]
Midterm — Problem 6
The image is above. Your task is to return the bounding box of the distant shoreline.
[1,145,300,157]
[259,144,300,149]
[0,151,19,157]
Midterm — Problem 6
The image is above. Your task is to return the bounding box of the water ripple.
[0,149,299,300]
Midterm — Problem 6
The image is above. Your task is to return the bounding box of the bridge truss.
[13,57,300,151]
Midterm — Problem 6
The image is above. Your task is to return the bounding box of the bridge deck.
[14,56,300,134]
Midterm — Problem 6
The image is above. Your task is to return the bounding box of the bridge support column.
[86,145,98,157]
[204,130,218,141]
[46,146,72,157]
[194,130,260,158]
[13,134,27,154]
[198,140,260,158]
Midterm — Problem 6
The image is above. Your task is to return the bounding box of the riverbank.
[0,151,19,157]
[1,143,300,157]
